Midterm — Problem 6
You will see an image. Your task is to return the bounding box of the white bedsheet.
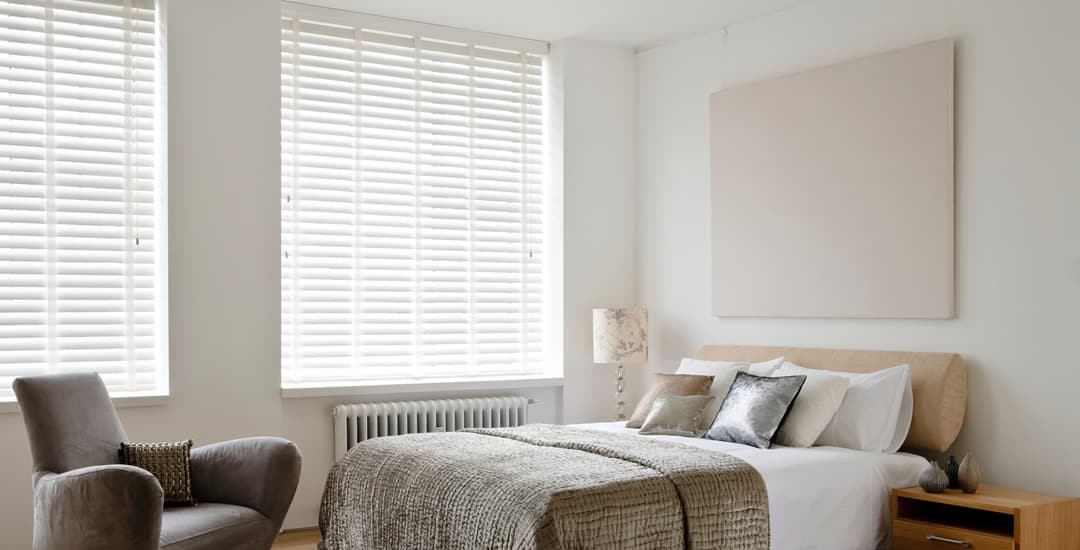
[574,422,927,550]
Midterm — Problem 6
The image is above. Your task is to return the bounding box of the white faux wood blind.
[281,6,547,386]
[0,0,163,399]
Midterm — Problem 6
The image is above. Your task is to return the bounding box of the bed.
[319,346,967,550]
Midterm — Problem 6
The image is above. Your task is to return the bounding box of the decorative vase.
[958,451,981,494]
[944,455,960,488]
[918,462,949,493]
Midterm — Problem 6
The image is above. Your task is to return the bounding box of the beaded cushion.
[119,439,195,506]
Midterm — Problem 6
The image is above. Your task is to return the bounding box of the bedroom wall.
[636,0,1080,496]
[556,40,639,424]
[0,2,635,547]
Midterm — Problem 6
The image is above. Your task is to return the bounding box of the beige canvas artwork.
[710,39,955,319]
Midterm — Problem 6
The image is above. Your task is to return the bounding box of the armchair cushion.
[160,503,274,550]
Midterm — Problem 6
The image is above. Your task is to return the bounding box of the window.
[0,0,166,400]
[281,3,553,389]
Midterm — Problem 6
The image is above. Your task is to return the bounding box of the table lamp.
[592,307,648,421]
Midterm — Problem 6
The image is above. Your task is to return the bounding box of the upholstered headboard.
[694,345,967,453]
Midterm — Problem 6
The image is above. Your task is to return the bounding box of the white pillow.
[747,356,786,377]
[770,366,849,448]
[676,356,786,426]
[887,377,914,453]
[779,362,912,453]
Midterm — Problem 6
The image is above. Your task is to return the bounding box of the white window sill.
[281,375,564,399]
[0,393,169,414]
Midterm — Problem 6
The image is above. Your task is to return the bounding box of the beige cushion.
[627,373,713,428]
[771,366,849,447]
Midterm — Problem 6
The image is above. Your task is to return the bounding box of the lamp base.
[615,363,626,421]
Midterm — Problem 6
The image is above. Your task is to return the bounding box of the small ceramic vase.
[918,462,949,493]
[958,451,981,494]
[944,455,960,488]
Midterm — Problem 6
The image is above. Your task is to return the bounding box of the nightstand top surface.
[895,485,1078,514]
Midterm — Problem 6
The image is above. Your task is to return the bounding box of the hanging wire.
[132,0,140,246]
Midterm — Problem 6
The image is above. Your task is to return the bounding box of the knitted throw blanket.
[319,424,769,550]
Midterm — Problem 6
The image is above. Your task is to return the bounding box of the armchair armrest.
[190,436,301,531]
[33,464,163,550]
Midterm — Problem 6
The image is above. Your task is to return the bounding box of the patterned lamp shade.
[592,307,648,364]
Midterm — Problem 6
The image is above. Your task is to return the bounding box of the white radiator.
[333,396,531,460]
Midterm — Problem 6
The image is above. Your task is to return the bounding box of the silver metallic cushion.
[626,373,714,428]
[638,394,716,437]
[705,372,806,448]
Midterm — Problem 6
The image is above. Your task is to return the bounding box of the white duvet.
[574,422,927,550]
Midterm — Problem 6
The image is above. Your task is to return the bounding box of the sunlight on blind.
[281,8,547,386]
[0,0,165,400]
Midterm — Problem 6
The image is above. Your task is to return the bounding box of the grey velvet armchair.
[14,373,302,550]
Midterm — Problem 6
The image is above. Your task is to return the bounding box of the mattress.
[575,422,927,550]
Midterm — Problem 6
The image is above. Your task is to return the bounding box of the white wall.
[0,3,636,547]
[555,40,639,423]
[637,0,1080,495]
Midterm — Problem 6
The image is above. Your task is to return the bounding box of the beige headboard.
[694,345,967,453]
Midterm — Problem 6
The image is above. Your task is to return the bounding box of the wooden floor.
[272,528,321,550]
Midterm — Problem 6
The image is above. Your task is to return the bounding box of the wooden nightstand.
[892,485,1080,549]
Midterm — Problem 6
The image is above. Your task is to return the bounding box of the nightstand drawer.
[893,519,1015,550]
